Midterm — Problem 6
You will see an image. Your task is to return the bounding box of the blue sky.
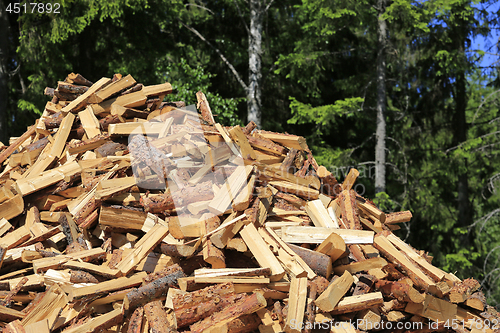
[472,1,499,70]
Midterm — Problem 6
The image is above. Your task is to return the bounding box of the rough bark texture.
[144,300,175,333]
[127,307,144,333]
[375,0,387,193]
[287,243,332,278]
[247,0,263,128]
[172,282,235,310]
[124,269,185,310]
[175,293,244,328]
[189,292,266,333]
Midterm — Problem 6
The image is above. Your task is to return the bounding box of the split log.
[333,257,387,275]
[305,199,337,228]
[176,293,244,328]
[202,216,225,268]
[315,232,346,261]
[69,272,147,301]
[189,292,267,333]
[124,268,185,310]
[385,210,412,224]
[65,73,93,86]
[449,278,481,303]
[341,168,359,191]
[144,300,176,333]
[375,280,424,303]
[338,189,361,230]
[239,223,285,282]
[287,243,332,278]
[464,291,486,311]
[281,226,374,244]
[303,282,317,333]
[172,282,235,310]
[285,277,308,333]
[62,308,123,333]
[330,292,384,315]
[127,307,144,333]
[315,271,354,312]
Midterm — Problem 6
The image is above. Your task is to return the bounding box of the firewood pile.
[0,72,498,333]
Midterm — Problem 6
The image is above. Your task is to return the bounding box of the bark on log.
[304,282,317,333]
[287,243,332,278]
[339,189,362,230]
[70,270,99,284]
[100,114,124,131]
[124,269,185,310]
[226,313,261,333]
[242,121,257,135]
[0,277,28,307]
[141,181,214,214]
[66,73,93,87]
[144,300,175,333]
[189,292,267,333]
[172,282,235,310]
[0,123,37,165]
[280,148,298,173]
[57,81,89,95]
[275,192,306,209]
[175,293,244,328]
[375,280,424,303]
[127,307,144,333]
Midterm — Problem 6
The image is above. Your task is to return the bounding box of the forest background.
[1,0,500,307]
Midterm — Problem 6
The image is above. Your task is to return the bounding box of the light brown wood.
[115,223,169,276]
[341,168,359,191]
[268,181,319,200]
[374,234,434,289]
[0,194,24,221]
[99,205,148,230]
[257,227,312,279]
[281,226,374,244]
[330,292,384,315]
[357,200,386,223]
[208,165,254,215]
[92,90,147,115]
[239,223,285,282]
[0,123,37,166]
[285,277,308,333]
[305,199,337,228]
[315,232,346,261]
[15,161,81,196]
[229,125,257,160]
[405,294,457,322]
[315,271,354,312]
[89,74,136,103]
[333,257,388,275]
[61,77,112,113]
[385,210,413,224]
[257,132,308,150]
[69,272,146,301]
[62,308,123,333]
[32,247,105,273]
[386,233,445,281]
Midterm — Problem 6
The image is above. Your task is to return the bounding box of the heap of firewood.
[0,72,498,333]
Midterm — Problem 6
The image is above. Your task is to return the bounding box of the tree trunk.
[375,0,387,194]
[0,1,11,144]
[452,11,472,246]
[247,0,263,128]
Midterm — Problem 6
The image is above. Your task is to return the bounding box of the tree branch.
[264,0,276,12]
[179,20,248,92]
[232,0,249,34]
